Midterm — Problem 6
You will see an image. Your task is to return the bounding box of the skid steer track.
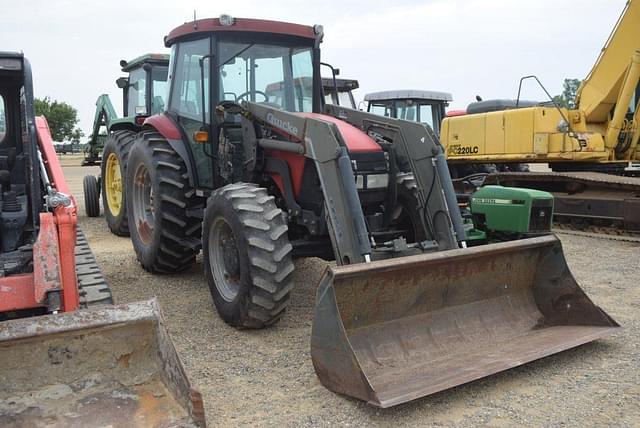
[75,229,113,307]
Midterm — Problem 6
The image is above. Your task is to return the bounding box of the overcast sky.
[0,0,625,137]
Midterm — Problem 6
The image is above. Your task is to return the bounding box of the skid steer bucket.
[0,299,205,427]
[311,235,619,408]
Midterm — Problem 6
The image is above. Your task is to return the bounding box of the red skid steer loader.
[0,52,205,427]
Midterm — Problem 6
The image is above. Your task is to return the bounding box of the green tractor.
[82,54,169,237]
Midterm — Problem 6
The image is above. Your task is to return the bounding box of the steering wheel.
[236,90,269,103]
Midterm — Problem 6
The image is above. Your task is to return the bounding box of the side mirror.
[142,63,152,72]
[116,77,129,89]
[333,68,340,76]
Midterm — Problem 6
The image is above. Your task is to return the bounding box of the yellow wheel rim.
[105,152,123,216]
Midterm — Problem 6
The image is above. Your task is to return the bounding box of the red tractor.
[120,16,618,407]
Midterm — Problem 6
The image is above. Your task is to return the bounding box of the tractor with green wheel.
[82,54,169,238]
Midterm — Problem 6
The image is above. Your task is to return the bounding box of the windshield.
[338,91,354,108]
[219,42,314,112]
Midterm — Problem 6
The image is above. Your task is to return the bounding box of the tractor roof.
[164,16,318,47]
[0,51,24,73]
[365,89,453,103]
[120,53,170,72]
[321,78,359,91]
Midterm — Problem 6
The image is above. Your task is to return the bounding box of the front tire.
[126,131,203,273]
[203,183,294,328]
[101,131,136,236]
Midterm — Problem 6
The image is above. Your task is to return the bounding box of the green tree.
[553,78,582,109]
[34,97,83,142]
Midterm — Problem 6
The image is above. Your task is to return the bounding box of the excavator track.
[487,171,640,236]
[553,222,640,243]
[76,230,113,307]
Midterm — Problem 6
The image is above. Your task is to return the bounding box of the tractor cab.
[161,16,324,188]
[117,53,170,118]
[365,89,452,135]
[322,77,359,108]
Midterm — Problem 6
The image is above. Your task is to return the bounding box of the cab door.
[168,37,213,188]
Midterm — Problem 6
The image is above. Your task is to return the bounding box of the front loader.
[123,17,618,407]
[0,52,204,426]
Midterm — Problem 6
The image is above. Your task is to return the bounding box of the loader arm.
[84,94,118,163]
[324,104,466,248]
[240,102,372,265]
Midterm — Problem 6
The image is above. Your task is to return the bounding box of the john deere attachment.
[311,235,619,408]
[0,300,205,427]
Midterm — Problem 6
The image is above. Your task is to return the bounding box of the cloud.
[0,0,624,136]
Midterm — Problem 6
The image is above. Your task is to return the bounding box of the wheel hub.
[210,218,241,302]
[105,152,123,216]
[132,163,155,245]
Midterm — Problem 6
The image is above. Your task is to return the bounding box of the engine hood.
[296,113,382,153]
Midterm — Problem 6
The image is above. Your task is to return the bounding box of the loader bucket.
[311,235,619,408]
[0,299,206,427]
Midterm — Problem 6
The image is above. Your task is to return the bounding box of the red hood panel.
[297,113,382,153]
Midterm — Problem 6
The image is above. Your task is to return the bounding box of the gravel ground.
[65,156,639,427]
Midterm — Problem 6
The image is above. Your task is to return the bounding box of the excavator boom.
[577,0,640,123]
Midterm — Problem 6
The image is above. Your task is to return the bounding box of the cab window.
[150,65,169,115]
[219,42,313,112]
[170,38,210,121]
[395,100,416,121]
[419,104,434,130]
[127,68,147,116]
[369,103,391,117]
[0,95,6,142]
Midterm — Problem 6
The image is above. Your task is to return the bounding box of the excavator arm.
[577,0,640,122]
[576,0,640,155]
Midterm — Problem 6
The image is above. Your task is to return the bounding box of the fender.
[143,114,198,188]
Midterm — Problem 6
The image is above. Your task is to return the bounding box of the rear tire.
[83,175,100,217]
[203,183,294,328]
[126,131,203,273]
[101,131,136,236]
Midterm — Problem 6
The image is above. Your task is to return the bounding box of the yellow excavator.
[441,0,640,233]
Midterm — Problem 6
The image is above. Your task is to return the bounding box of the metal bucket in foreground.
[0,299,205,427]
[311,235,619,408]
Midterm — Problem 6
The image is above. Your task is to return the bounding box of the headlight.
[366,174,388,189]
[355,175,364,189]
